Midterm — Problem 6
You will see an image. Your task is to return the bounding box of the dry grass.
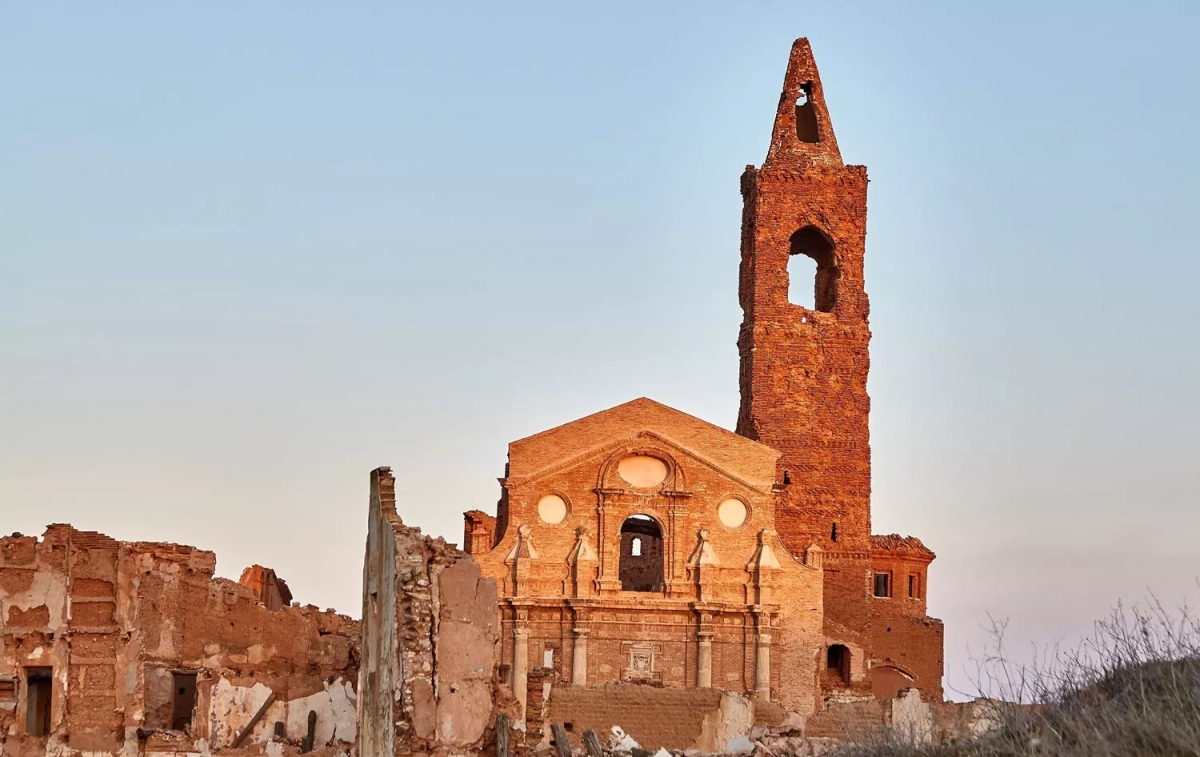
[829,596,1200,757]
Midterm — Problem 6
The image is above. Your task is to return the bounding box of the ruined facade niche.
[25,667,51,737]
[870,665,915,700]
[619,515,663,592]
[795,81,820,143]
[788,226,838,311]
[826,644,849,683]
[171,671,197,731]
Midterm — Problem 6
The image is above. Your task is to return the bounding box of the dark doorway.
[619,515,663,592]
[25,667,52,737]
[826,644,850,683]
[171,671,197,732]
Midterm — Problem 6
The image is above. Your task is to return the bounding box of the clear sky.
[2,1,1197,699]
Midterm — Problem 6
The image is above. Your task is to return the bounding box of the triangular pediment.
[507,397,780,492]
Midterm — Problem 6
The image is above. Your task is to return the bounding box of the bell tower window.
[788,226,838,312]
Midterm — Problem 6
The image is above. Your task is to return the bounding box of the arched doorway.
[619,515,663,592]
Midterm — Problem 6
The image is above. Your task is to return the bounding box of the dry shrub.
[826,594,1200,757]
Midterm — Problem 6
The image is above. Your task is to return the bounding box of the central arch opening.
[619,515,663,592]
[788,226,838,312]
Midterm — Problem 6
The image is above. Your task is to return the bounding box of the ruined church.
[462,34,943,712]
[359,38,944,757]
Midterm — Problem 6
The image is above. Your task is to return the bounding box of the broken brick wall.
[0,526,359,757]
[358,467,510,757]
[545,683,757,752]
[802,689,1008,745]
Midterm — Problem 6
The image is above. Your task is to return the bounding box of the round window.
[717,498,748,528]
[537,494,568,524]
[617,455,669,487]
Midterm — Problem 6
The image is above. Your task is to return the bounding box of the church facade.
[461,39,944,719]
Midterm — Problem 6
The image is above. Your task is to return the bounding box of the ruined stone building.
[0,526,359,757]
[359,37,945,757]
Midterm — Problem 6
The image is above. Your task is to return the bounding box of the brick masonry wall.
[546,683,727,751]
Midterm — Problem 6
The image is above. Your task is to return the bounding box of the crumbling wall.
[358,467,509,757]
[800,689,1002,746]
[0,526,71,757]
[545,683,758,752]
[0,526,359,757]
[126,540,359,751]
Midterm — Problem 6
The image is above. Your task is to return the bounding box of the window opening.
[788,226,838,311]
[873,572,891,598]
[795,81,820,143]
[831,522,838,542]
[171,671,197,732]
[543,649,554,668]
[908,574,921,599]
[25,667,52,737]
[619,515,663,592]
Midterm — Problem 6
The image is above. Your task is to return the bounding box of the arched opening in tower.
[619,515,663,592]
[788,225,838,312]
[795,81,820,143]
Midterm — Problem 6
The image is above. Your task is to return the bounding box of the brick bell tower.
[737,39,874,637]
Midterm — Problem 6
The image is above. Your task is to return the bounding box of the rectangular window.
[25,667,53,737]
[873,572,891,598]
[170,672,197,732]
[908,574,921,599]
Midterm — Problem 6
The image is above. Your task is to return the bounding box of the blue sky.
[2,1,1198,698]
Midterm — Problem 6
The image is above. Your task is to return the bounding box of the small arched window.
[631,537,642,557]
[795,81,820,143]
[788,226,838,312]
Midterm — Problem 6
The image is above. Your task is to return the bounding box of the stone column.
[514,625,530,720]
[696,630,714,688]
[755,631,771,698]
[571,628,589,685]
[595,493,623,594]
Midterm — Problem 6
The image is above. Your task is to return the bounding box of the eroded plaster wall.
[0,527,359,757]
[358,468,510,757]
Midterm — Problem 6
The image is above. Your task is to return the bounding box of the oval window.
[617,455,669,487]
[537,495,568,524]
[717,498,748,528]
